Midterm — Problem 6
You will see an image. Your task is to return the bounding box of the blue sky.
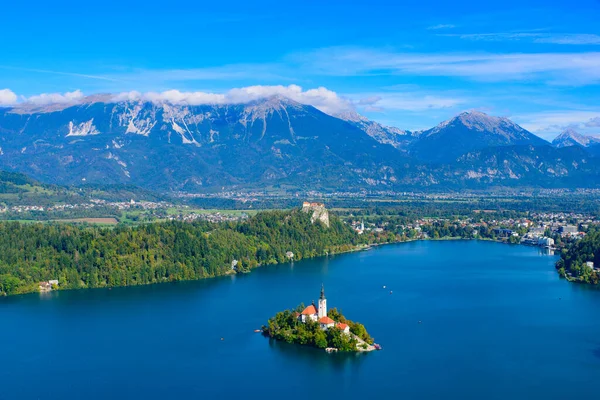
[1,0,600,140]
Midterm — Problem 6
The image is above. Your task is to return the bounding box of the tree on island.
[263,304,372,351]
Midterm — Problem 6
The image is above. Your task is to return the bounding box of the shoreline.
[2,237,556,298]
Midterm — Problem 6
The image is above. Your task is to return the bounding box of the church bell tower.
[318,284,327,318]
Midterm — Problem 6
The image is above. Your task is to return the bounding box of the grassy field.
[52,217,119,225]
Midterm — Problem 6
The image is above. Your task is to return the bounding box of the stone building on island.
[298,285,350,333]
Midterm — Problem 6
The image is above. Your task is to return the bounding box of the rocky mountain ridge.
[552,128,600,148]
[0,96,598,191]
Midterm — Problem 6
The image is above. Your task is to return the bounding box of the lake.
[2,240,599,399]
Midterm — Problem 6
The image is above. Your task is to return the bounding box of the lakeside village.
[262,285,380,353]
[349,211,597,253]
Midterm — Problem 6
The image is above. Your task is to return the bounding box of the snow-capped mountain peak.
[552,128,600,148]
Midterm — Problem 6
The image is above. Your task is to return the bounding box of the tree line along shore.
[0,209,357,296]
[1,206,598,296]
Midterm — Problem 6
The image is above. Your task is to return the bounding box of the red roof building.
[301,305,317,315]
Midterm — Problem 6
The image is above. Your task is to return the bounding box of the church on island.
[298,285,350,334]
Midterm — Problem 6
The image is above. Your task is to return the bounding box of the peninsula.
[262,285,378,352]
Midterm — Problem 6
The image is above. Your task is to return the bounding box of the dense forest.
[556,226,600,284]
[0,209,358,296]
[263,305,373,351]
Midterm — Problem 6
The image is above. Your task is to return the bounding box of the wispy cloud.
[349,91,466,112]
[535,34,600,45]
[0,66,121,82]
[293,47,600,85]
[107,64,290,88]
[427,24,456,30]
[11,45,600,92]
[442,32,600,45]
[585,117,600,127]
[513,111,600,140]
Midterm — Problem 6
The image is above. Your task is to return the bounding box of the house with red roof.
[319,316,335,330]
[299,304,318,323]
[336,323,350,334]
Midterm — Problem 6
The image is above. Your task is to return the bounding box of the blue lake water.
[2,240,600,399]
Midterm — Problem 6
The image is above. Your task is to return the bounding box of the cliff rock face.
[302,202,330,227]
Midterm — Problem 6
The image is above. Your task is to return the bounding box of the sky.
[1,0,600,140]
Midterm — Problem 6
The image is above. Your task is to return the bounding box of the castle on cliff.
[301,201,330,227]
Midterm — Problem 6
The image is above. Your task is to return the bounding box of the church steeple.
[318,284,327,318]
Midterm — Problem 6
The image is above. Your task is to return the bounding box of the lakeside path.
[352,333,376,352]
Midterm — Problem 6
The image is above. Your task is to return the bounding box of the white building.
[299,304,317,322]
[586,261,595,270]
[319,316,335,330]
[298,285,349,333]
[299,284,327,322]
[537,237,555,247]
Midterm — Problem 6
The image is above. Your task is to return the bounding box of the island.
[262,285,379,352]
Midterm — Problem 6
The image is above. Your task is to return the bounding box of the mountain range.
[0,95,598,192]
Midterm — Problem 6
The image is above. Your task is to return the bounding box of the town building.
[537,237,555,247]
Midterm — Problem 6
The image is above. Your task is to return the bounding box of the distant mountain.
[334,111,419,150]
[408,111,548,163]
[446,144,600,188]
[0,99,598,191]
[552,128,600,148]
[0,96,410,191]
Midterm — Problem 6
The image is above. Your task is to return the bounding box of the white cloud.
[111,86,459,115]
[5,85,468,119]
[112,85,354,115]
[513,110,600,140]
[0,89,18,105]
[25,90,85,105]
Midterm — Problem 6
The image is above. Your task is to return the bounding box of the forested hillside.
[0,209,358,296]
[556,226,600,284]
